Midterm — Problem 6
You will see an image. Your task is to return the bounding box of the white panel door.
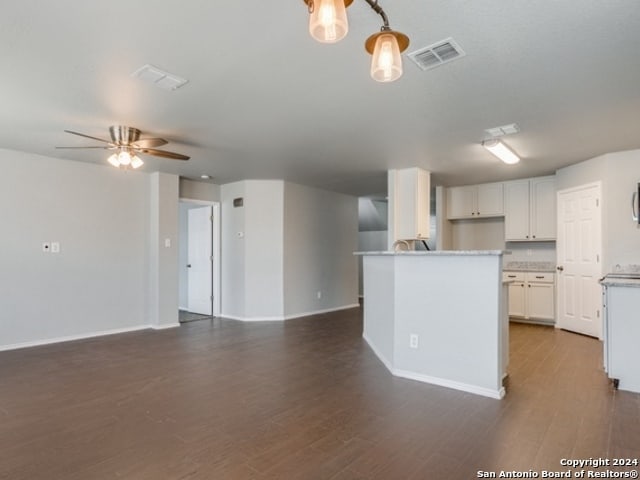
[187,206,213,315]
[557,184,602,337]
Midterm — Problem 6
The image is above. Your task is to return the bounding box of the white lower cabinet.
[503,271,555,324]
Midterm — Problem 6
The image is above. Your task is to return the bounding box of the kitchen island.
[358,250,507,399]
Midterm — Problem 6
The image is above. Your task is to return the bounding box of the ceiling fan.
[56,125,189,169]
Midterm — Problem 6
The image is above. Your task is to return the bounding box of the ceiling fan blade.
[64,130,113,144]
[56,146,111,149]
[139,148,190,160]
[132,138,168,148]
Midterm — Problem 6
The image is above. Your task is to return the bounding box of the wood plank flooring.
[1,308,638,479]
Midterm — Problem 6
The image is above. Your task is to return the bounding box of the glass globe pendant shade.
[130,155,144,169]
[117,150,132,166]
[107,153,120,167]
[370,33,403,82]
[308,0,350,44]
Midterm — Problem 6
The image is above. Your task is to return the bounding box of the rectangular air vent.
[131,64,188,91]
[485,123,520,138]
[407,37,466,71]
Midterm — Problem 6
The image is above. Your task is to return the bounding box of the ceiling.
[2,1,639,197]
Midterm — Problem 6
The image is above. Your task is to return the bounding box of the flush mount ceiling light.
[482,139,521,165]
[302,0,410,82]
[107,148,144,170]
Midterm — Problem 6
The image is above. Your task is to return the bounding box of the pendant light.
[302,0,409,82]
[365,28,409,82]
[306,0,353,44]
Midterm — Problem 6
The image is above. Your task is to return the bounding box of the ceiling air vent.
[407,38,466,71]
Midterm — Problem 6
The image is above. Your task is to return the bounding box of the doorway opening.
[178,199,221,323]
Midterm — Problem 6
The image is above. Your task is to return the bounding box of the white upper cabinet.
[389,167,431,241]
[504,176,556,241]
[446,182,504,219]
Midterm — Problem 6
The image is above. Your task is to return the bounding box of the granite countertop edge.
[600,278,640,288]
[354,250,504,256]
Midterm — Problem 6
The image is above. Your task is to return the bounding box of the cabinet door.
[530,176,556,240]
[508,282,526,317]
[476,182,504,217]
[527,282,555,320]
[504,180,530,240]
[446,186,475,219]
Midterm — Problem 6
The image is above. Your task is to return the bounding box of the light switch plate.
[51,242,60,253]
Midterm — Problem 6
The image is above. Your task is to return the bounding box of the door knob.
[187,264,192,268]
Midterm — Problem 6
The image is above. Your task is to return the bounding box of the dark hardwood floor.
[1,308,638,479]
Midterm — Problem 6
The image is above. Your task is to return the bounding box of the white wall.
[357,231,387,295]
[283,182,359,317]
[0,149,152,349]
[556,150,640,272]
[179,178,220,202]
[450,217,506,251]
[244,181,284,319]
[148,172,179,328]
[220,181,246,318]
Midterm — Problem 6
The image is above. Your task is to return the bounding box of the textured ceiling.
[1,1,639,196]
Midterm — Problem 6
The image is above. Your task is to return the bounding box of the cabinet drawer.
[503,271,525,282]
[526,272,555,283]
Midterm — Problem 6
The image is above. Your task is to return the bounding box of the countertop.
[600,277,640,288]
[354,250,504,256]
[504,261,556,273]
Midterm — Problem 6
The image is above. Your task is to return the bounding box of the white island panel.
[360,251,505,399]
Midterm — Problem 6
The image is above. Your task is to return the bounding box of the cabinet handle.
[535,275,544,279]
[508,275,516,278]
[532,235,536,239]
[526,235,529,239]
[528,284,531,287]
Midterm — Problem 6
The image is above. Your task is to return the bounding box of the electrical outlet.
[317,291,322,299]
[409,334,419,349]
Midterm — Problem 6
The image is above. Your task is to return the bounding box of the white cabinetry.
[447,182,504,219]
[504,176,556,241]
[389,167,430,241]
[602,281,640,393]
[503,271,555,324]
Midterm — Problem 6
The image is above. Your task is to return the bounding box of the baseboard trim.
[363,334,504,400]
[0,325,151,352]
[221,303,360,322]
[362,334,394,373]
[283,303,360,320]
[150,323,181,330]
[393,369,505,400]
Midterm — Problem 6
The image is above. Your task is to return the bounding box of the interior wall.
[450,217,506,251]
[148,172,179,328]
[358,231,387,295]
[244,181,284,319]
[283,182,359,317]
[601,150,640,269]
[220,181,246,319]
[0,149,150,349]
[179,178,220,202]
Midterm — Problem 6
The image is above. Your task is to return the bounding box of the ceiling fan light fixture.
[482,139,520,165]
[306,0,352,44]
[117,150,132,166]
[107,153,120,168]
[130,155,144,169]
[366,29,409,83]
